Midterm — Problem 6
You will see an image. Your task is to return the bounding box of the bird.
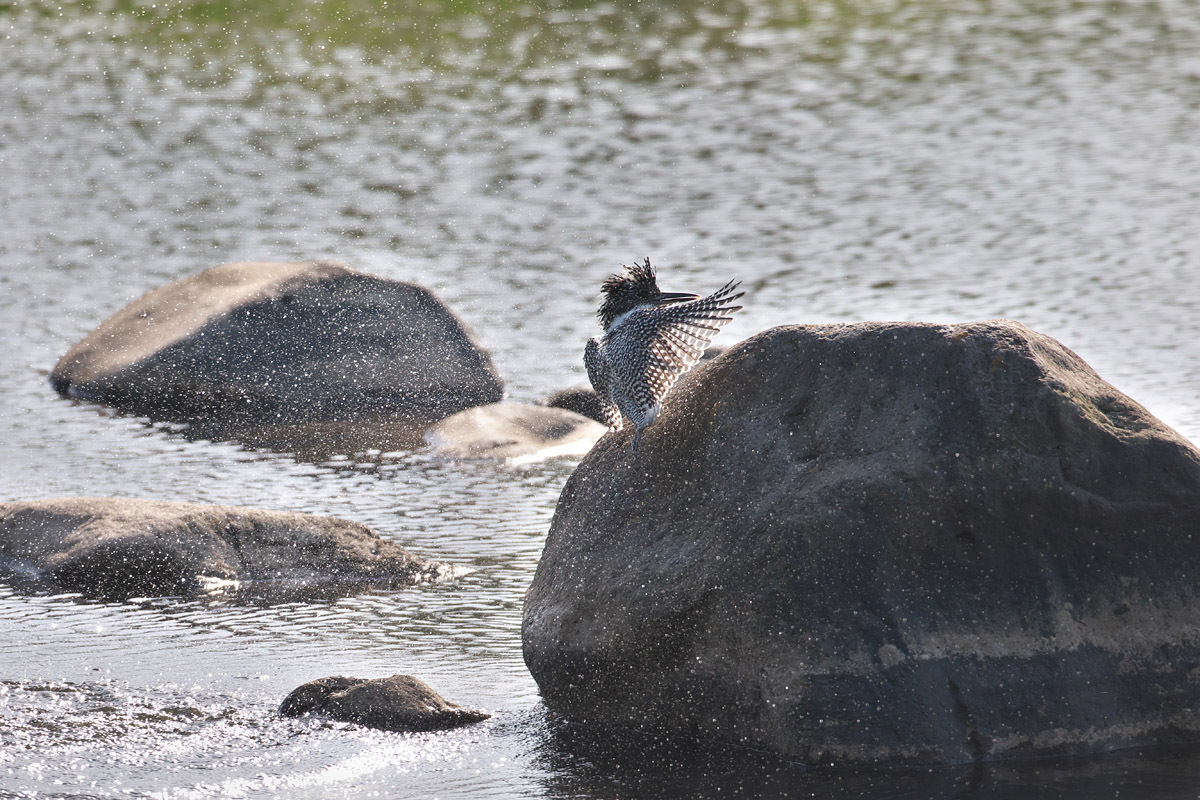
[584,257,744,452]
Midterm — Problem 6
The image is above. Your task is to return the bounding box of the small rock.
[542,387,607,425]
[280,675,490,732]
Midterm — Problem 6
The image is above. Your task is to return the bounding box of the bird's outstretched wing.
[637,280,745,411]
[584,337,623,431]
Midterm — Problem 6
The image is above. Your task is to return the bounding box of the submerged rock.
[542,388,607,425]
[181,418,430,461]
[523,320,1200,766]
[426,403,606,463]
[280,674,490,732]
[50,261,503,432]
[0,497,447,601]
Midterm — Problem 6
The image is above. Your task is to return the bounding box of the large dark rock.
[280,674,489,732]
[0,497,448,601]
[523,320,1200,766]
[50,261,503,429]
[426,402,606,463]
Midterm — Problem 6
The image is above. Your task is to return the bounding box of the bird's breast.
[603,305,651,336]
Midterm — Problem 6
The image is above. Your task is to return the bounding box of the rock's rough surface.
[0,497,446,600]
[280,674,490,732]
[426,403,606,462]
[523,320,1200,766]
[50,261,502,425]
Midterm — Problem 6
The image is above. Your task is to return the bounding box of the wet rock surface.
[0,497,447,601]
[280,674,490,732]
[426,402,606,462]
[523,320,1200,766]
[50,261,503,430]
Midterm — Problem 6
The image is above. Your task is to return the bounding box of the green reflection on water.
[3,0,907,84]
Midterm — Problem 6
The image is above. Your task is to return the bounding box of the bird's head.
[597,257,699,330]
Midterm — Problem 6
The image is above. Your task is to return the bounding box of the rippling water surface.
[3,0,1200,797]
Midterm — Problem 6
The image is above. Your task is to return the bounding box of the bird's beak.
[653,292,701,306]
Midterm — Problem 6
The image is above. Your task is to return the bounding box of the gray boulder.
[280,674,489,732]
[0,497,447,600]
[50,261,503,428]
[426,403,606,463]
[523,320,1200,766]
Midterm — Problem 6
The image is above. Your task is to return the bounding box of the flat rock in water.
[426,403,606,463]
[523,320,1200,766]
[50,261,503,432]
[280,674,490,732]
[0,497,447,601]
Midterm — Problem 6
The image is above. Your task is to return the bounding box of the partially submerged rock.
[182,418,429,461]
[0,497,447,601]
[426,403,606,463]
[50,261,503,435]
[523,320,1200,766]
[542,388,607,425]
[280,674,490,732]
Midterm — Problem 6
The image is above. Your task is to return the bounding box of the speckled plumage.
[584,258,744,451]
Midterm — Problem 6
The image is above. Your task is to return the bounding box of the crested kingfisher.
[584,257,744,452]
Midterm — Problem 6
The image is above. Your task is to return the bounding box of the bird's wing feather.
[637,280,745,408]
[584,337,623,430]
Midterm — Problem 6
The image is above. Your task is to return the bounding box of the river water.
[2,0,1200,797]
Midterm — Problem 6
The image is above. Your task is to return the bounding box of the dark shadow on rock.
[532,709,1200,800]
[531,709,977,800]
[0,497,449,602]
[280,674,489,732]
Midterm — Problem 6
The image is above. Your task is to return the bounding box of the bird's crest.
[600,257,658,297]
[597,257,662,329]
